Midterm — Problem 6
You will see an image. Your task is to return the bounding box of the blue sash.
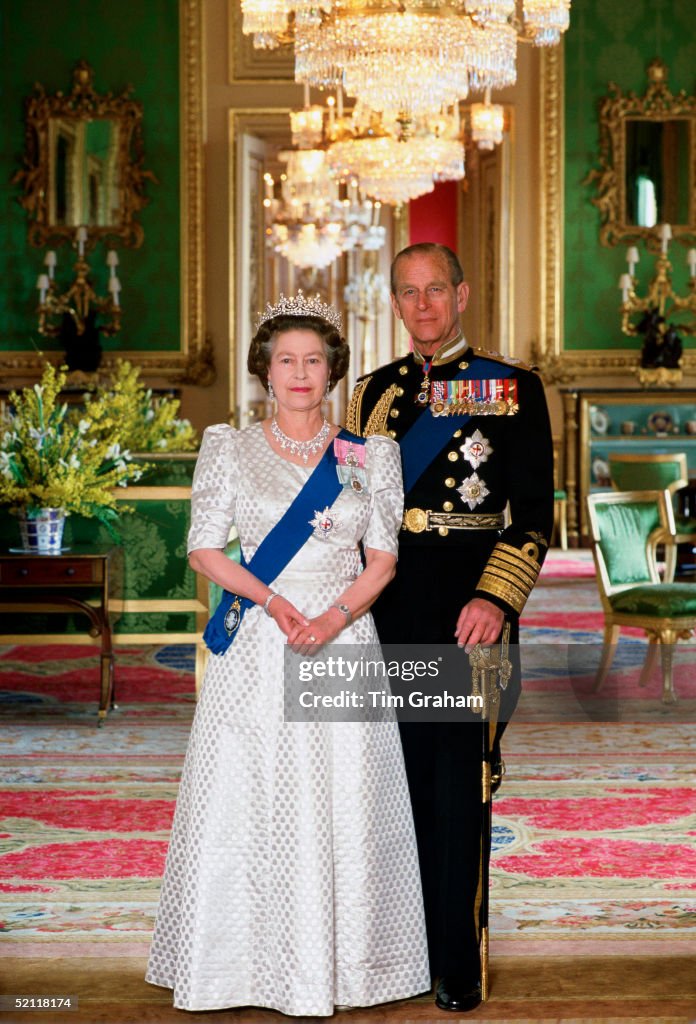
[400,357,515,495]
[203,428,363,655]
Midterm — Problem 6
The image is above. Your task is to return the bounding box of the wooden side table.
[0,546,120,725]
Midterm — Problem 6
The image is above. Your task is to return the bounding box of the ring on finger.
[309,634,317,642]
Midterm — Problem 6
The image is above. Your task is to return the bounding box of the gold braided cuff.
[476,541,542,614]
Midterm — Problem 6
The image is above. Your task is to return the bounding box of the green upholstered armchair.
[586,489,696,704]
[608,452,696,581]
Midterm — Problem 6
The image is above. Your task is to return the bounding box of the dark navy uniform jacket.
[347,341,555,625]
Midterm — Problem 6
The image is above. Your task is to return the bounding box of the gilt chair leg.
[662,543,677,584]
[594,622,621,691]
[659,633,678,705]
[559,500,568,551]
[638,636,659,688]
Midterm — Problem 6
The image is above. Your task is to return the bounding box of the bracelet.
[331,602,352,625]
[263,592,279,617]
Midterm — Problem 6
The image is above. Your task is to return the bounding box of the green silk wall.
[0,1,180,355]
[564,0,696,351]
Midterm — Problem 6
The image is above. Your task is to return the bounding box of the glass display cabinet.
[559,388,696,543]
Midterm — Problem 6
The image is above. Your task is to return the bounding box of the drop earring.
[324,383,331,401]
[268,381,275,401]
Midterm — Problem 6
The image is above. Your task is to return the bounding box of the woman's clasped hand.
[264,589,348,654]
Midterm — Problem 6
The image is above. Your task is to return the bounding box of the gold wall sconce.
[36,227,122,340]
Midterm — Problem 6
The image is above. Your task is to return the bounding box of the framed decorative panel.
[0,0,210,385]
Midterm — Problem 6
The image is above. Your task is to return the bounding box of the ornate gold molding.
[531,342,696,383]
[2,0,211,386]
[539,47,564,364]
[179,0,207,384]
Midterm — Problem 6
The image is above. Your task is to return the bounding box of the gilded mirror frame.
[3,0,208,385]
[13,59,154,249]
[586,59,696,251]
[533,49,696,386]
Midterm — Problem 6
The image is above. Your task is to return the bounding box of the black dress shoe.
[435,976,482,1012]
[490,757,506,795]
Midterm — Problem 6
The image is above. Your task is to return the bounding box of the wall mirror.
[587,59,696,248]
[13,59,155,248]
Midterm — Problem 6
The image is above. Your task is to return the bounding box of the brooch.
[224,596,242,636]
[460,429,493,469]
[457,472,490,510]
[310,506,341,539]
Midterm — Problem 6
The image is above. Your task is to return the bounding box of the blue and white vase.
[18,508,66,554]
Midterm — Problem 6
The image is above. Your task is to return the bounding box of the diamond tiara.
[255,290,343,333]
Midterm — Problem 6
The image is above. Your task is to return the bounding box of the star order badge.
[310,506,341,539]
[460,429,493,469]
[457,472,490,510]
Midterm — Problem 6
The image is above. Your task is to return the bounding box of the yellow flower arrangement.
[0,364,144,531]
[84,360,198,453]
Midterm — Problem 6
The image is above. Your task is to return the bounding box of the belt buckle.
[403,507,429,533]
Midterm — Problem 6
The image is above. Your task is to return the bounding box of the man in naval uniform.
[346,243,554,1012]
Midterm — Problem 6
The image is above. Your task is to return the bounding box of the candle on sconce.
[337,86,344,120]
[76,225,88,257]
[108,276,121,308]
[44,251,57,280]
[626,246,639,276]
[349,179,359,205]
[659,222,672,254]
[688,248,696,278]
[327,95,335,131]
[619,273,633,303]
[36,273,50,304]
[106,250,119,276]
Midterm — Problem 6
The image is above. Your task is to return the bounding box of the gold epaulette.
[346,376,372,435]
[364,383,400,436]
[473,348,533,372]
[476,540,542,614]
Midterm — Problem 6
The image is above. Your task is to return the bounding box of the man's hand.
[455,597,505,652]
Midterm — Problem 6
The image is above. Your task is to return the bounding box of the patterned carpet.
[1,569,695,967]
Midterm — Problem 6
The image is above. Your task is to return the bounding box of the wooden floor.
[3,955,695,1023]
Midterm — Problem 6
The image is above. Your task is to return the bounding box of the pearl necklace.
[270,417,330,464]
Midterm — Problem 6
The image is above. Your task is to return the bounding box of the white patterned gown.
[146,422,430,1015]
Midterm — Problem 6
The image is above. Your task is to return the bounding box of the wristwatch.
[332,603,352,625]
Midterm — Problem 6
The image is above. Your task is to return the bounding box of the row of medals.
[416,369,518,417]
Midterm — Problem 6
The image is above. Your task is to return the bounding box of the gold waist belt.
[402,508,505,534]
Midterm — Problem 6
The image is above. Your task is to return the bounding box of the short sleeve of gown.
[361,435,404,558]
[187,424,239,554]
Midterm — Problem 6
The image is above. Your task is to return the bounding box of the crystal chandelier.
[523,0,570,45]
[469,90,505,150]
[263,108,387,268]
[243,0,572,119]
[264,150,345,269]
[327,105,465,205]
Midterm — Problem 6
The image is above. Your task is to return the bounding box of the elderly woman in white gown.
[146,293,429,1016]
